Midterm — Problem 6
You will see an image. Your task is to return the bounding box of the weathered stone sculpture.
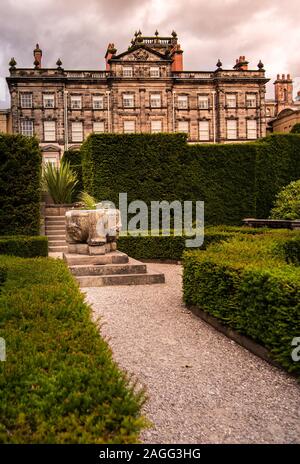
[66,208,121,255]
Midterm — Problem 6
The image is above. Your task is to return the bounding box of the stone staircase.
[45,216,68,253]
[63,251,165,287]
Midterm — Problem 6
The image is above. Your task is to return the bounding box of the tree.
[270,179,300,220]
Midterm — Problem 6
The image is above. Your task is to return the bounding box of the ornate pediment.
[113,45,170,63]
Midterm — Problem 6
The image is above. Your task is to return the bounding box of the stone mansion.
[6,31,270,164]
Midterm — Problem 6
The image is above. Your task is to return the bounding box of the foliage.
[42,161,78,204]
[291,123,300,134]
[182,231,300,376]
[0,265,7,288]
[0,236,48,258]
[0,134,41,235]
[81,133,300,226]
[78,191,98,209]
[269,179,300,220]
[61,149,83,199]
[0,256,146,443]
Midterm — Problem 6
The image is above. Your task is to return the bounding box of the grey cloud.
[0,0,300,106]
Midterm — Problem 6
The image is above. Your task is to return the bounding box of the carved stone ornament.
[133,49,149,61]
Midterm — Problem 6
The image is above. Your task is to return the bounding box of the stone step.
[69,259,147,276]
[48,240,67,246]
[45,220,66,226]
[45,216,66,220]
[49,245,68,252]
[76,271,165,287]
[46,233,66,240]
[63,251,129,266]
[46,225,66,231]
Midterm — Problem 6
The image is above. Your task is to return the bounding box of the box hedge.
[0,134,42,235]
[0,236,48,258]
[0,256,145,443]
[81,133,300,226]
[183,232,300,376]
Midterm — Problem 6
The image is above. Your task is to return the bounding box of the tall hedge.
[81,133,300,226]
[0,134,41,235]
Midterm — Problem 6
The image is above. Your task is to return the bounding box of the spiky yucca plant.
[42,161,78,204]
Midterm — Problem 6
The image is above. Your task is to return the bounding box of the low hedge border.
[0,236,48,258]
[183,233,300,377]
[117,226,273,261]
[0,265,7,288]
[0,256,145,443]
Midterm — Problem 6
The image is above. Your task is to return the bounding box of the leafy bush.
[43,161,78,204]
[0,265,7,288]
[0,256,145,443]
[183,232,300,376]
[117,227,271,261]
[0,134,41,235]
[270,179,300,220]
[78,191,98,209]
[291,123,300,134]
[0,236,48,258]
[81,133,300,225]
[61,149,83,199]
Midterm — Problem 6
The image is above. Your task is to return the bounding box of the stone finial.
[171,30,177,38]
[33,43,42,68]
[155,29,159,36]
[257,60,264,70]
[216,59,222,70]
[9,57,17,70]
[56,58,63,71]
[34,58,40,69]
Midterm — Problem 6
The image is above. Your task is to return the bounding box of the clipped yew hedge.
[0,236,48,258]
[0,256,145,443]
[81,133,300,226]
[183,231,300,376]
[0,134,42,235]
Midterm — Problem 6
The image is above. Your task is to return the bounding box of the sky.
[0,0,300,107]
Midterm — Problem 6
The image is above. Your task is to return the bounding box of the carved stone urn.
[66,208,122,255]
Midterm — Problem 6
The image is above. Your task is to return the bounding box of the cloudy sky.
[1,0,300,107]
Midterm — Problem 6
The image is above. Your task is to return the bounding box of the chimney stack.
[233,55,249,71]
[33,44,42,68]
[105,43,117,71]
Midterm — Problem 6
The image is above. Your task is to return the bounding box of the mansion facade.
[6,31,269,164]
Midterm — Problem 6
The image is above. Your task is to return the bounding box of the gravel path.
[85,263,300,444]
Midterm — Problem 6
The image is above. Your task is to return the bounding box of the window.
[20,93,32,108]
[43,94,55,108]
[226,94,237,108]
[150,67,160,77]
[123,94,134,108]
[123,67,133,77]
[93,96,104,109]
[44,121,56,141]
[93,121,105,133]
[199,120,210,141]
[198,95,209,109]
[43,156,57,167]
[227,119,237,139]
[247,119,257,139]
[71,122,83,142]
[150,94,161,108]
[70,95,82,109]
[151,120,162,133]
[246,94,256,108]
[20,120,33,136]
[178,95,188,109]
[177,121,189,134]
[124,120,135,133]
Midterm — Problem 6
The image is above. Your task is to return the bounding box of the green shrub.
[0,256,145,443]
[0,236,48,258]
[43,161,78,204]
[183,232,300,376]
[61,149,83,199]
[269,179,300,220]
[117,227,271,261]
[81,133,300,226]
[0,265,7,288]
[291,123,300,134]
[0,134,41,235]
